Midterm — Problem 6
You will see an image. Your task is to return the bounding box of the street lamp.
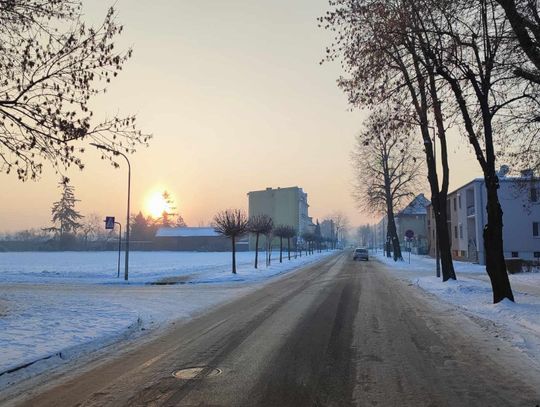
[90,143,131,281]
[114,221,122,278]
[430,125,441,279]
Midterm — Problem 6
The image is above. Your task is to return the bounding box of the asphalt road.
[9,252,540,406]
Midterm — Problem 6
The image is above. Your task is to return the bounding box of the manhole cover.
[172,367,222,380]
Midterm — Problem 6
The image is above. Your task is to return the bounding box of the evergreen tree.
[159,191,187,227]
[131,211,159,241]
[44,178,83,245]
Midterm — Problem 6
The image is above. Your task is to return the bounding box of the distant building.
[427,175,540,264]
[247,186,313,250]
[155,227,248,252]
[320,219,336,243]
[395,193,430,254]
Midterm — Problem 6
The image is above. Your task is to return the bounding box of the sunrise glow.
[146,192,170,219]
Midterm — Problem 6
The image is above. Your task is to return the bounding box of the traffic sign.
[405,229,415,240]
[105,216,115,230]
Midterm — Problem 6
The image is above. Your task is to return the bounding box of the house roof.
[398,193,431,216]
[155,227,220,238]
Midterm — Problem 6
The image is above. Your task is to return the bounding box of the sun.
[146,192,171,219]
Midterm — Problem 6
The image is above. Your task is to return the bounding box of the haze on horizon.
[0,0,481,233]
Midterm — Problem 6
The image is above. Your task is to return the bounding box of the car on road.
[353,248,369,261]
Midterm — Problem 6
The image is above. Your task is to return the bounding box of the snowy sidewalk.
[375,252,540,366]
[0,250,334,386]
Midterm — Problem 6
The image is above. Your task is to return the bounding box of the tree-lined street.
[6,253,539,406]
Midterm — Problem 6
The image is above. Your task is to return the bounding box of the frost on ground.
[0,250,332,385]
[375,251,540,364]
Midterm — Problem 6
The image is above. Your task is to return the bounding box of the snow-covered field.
[0,251,281,284]
[375,251,540,364]
[0,250,333,385]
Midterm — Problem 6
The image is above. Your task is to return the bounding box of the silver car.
[353,248,369,261]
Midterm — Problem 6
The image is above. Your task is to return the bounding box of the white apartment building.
[427,176,540,265]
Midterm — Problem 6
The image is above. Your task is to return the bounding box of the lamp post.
[114,221,122,278]
[91,143,131,281]
[431,126,441,278]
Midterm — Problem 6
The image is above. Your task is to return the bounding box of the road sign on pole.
[405,230,415,264]
[105,216,115,230]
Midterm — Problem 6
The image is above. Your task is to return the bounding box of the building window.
[460,250,466,257]
[534,252,540,258]
[454,226,458,239]
[532,188,538,203]
[534,222,539,237]
[459,225,463,239]
[454,198,457,211]
[511,251,519,258]
[458,195,462,209]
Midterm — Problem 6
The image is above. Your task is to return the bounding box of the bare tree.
[328,211,350,249]
[301,231,315,255]
[283,226,297,260]
[481,1,540,176]
[357,225,374,248]
[80,213,102,248]
[413,0,518,302]
[213,209,249,274]
[265,230,274,266]
[495,0,540,85]
[273,225,288,263]
[248,214,273,269]
[321,0,457,280]
[0,1,150,180]
[352,108,422,261]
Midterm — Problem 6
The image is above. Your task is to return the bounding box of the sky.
[0,0,482,233]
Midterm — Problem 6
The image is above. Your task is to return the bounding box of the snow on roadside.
[0,250,333,384]
[0,251,256,284]
[375,252,540,363]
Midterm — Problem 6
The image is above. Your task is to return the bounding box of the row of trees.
[212,209,332,274]
[351,109,422,262]
[321,0,540,303]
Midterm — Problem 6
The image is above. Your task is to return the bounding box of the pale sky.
[0,0,481,233]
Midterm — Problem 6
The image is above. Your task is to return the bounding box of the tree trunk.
[484,178,514,302]
[254,233,259,269]
[268,236,272,266]
[436,65,514,300]
[383,160,402,261]
[386,209,402,261]
[427,67,456,281]
[398,48,456,279]
[232,236,236,274]
[279,237,283,263]
[287,238,291,260]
